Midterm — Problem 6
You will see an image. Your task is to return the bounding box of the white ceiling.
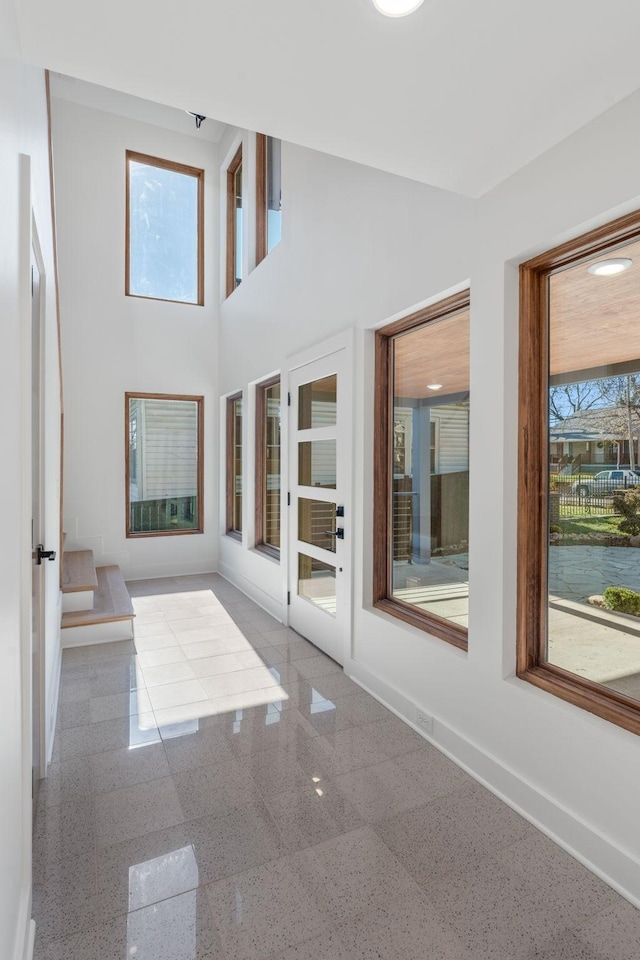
[49,74,228,143]
[15,0,640,197]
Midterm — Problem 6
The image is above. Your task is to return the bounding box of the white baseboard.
[61,619,134,647]
[217,563,284,622]
[22,921,35,960]
[46,644,62,767]
[124,560,215,581]
[346,657,640,909]
[13,886,34,960]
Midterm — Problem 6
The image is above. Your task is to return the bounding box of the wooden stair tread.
[62,549,98,593]
[62,565,134,628]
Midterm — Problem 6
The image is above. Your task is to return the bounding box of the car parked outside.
[571,469,640,497]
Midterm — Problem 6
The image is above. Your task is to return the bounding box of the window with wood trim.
[255,378,281,556]
[226,145,243,298]
[256,134,282,265]
[374,292,470,649]
[226,393,243,537]
[519,209,640,736]
[126,393,203,537]
[126,151,204,305]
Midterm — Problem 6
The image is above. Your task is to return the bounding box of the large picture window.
[126,151,204,305]
[374,292,470,648]
[126,393,203,537]
[255,378,281,556]
[256,134,282,265]
[226,393,243,538]
[519,209,640,736]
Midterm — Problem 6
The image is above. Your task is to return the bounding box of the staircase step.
[62,549,98,593]
[62,565,135,647]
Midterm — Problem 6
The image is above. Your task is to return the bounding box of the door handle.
[36,545,56,565]
[324,529,344,540]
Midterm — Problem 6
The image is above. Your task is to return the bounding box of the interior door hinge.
[287,492,291,506]
[287,392,291,407]
[287,591,291,605]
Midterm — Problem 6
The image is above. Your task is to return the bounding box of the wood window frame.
[226,392,243,540]
[255,134,267,267]
[125,392,204,539]
[373,290,470,650]
[225,145,243,299]
[125,151,204,306]
[255,375,281,559]
[518,208,640,737]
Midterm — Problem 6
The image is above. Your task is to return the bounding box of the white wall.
[0,13,61,960]
[52,99,219,580]
[218,142,473,612]
[218,100,640,905]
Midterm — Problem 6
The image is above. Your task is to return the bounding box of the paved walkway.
[549,545,640,602]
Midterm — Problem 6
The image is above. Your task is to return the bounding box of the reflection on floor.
[33,573,639,959]
[393,555,469,626]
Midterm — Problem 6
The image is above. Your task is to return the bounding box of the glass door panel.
[298,499,337,553]
[298,440,336,488]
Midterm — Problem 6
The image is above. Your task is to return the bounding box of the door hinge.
[287,591,291,605]
[287,492,291,506]
[287,392,291,407]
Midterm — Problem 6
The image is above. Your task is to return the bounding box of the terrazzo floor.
[33,573,640,960]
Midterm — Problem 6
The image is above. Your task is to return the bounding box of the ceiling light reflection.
[587,258,632,277]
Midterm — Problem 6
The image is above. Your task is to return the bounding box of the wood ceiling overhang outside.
[393,308,470,400]
[392,239,640,401]
[550,237,640,380]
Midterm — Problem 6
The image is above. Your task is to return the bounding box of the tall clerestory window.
[256,135,282,264]
[226,145,243,298]
[126,151,204,305]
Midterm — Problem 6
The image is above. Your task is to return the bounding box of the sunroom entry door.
[288,346,351,666]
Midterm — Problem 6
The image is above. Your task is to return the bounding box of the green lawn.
[558,515,624,536]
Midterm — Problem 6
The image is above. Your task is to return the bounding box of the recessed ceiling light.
[427,383,443,390]
[587,258,632,277]
[373,0,425,17]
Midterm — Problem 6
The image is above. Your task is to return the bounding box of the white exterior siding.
[431,404,469,474]
[132,399,198,501]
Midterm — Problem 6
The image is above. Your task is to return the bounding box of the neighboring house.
[129,398,198,503]
[393,402,469,478]
[550,405,640,467]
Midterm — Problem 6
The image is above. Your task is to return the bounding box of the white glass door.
[288,345,351,664]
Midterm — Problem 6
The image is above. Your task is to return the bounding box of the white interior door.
[288,343,352,665]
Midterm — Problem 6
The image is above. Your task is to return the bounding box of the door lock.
[36,545,56,565]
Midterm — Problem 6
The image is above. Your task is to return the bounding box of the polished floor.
[33,574,640,959]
